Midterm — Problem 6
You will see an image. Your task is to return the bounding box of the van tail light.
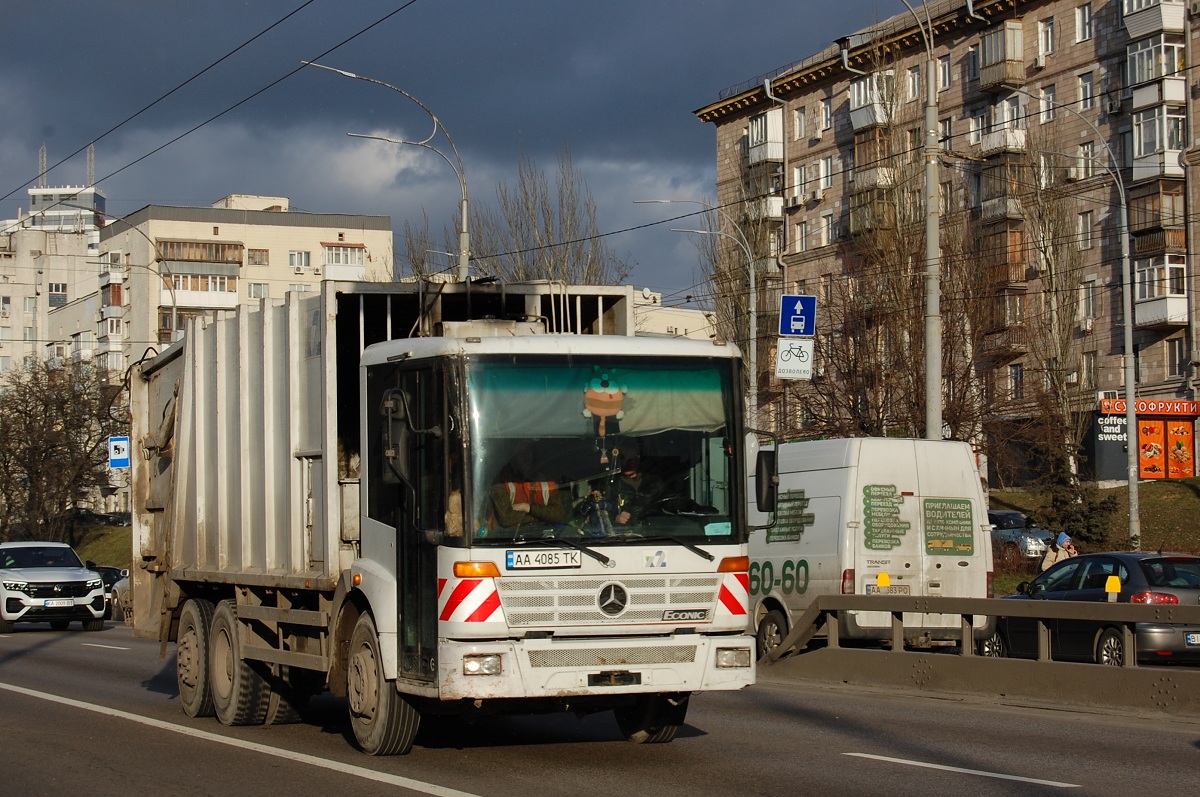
[841,569,855,594]
[986,570,994,599]
[1130,591,1179,604]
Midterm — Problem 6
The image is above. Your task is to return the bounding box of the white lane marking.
[82,643,131,650]
[0,681,481,797]
[844,753,1080,788]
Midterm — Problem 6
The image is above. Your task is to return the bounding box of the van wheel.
[348,613,420,755]
[177,599,215,717]
[1096,628,1125,666]
[209,599,270,726]
[615,694,689,744]
[756,609,789,660]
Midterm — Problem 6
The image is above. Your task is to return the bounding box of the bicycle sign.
[774,337,814,380]
[778,294,816,337]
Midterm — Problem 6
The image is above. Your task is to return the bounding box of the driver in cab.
[614,457,667,526]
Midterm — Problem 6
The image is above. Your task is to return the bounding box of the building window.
[820,212,835,247]
[48,282,67,308]
[1009,363,1025,400]
[968,108,985,144]
[938,55,952,90]
[1136,253,1186,299]
[795,220,808,253]
[821,97,832,130]
[1038,17,1056,58]
[794,164,808,195]
[907,66,921,101]
[247,248,269,266]
[1083,351,1098,388]
[1076,3,1093,42]
[324,245,365,267]
[1077,141,1096,179]
[172,274,239,293]
[939,118,952,149]
[1081,279,1097,318]
[819,156,833,190]
[248,282,270,300]
[24,296,37,313]
[1128,34,1185,86]
[1078,72,1095,111]
[794,107,807,140]
[159,240,244,263]
[1078,210,1094,249]
[1168,337,1188,377]
[289,283,314,294]
[966,45,980,81]
[996,95,1021,131]
[1133,105,1186,157]
[1040,85,1057,123]
[289,250,311,269]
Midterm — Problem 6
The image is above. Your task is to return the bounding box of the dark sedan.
[981,551,1200,665]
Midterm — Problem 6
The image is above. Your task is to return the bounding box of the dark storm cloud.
[0,0,882,297]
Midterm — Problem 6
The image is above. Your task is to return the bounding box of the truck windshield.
[465,356,741,546]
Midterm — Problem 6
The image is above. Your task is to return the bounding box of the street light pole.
[901,0,942,441]
[303,62,470,282]
[1006,85,1140,548]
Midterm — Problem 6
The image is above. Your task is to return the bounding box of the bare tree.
[0,359,121,544]
[469,148,631,284]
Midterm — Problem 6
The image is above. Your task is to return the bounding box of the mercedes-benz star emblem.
[597,583,628,616]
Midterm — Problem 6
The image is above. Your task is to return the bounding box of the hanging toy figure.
[582,371,627,464]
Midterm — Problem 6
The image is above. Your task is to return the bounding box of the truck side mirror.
[755,449,777,513]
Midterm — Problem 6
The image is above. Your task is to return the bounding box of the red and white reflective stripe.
[438,577,502,623]
[716,572,749,617]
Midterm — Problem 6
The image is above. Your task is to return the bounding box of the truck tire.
[756,609,789,660]
[209,599,269,726]
[177,599,216,717]
[347,613,420,755]
[263,666,311,725]
[614,693,689,744]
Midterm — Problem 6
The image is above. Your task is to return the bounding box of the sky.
[0,0,886,307]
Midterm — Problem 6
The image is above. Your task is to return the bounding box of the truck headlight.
[2,581,29,593]
[87,578,103,590]
[463,654,502,676]
[715,647,752,669]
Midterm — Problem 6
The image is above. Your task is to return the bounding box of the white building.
[633,288,716,340]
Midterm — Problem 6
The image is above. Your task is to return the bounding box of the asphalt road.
[2,621,1198,796]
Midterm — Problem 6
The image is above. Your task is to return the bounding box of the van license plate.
[865,585,910,595]
[43,599,73,608]
[1186,633,1200,646]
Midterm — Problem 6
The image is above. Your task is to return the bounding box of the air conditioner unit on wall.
[1098,390,1119,402]
[294,265,304,274]
[786,195,802,209]
[1079,316,1094,332]
[313,266,321,275]
[1106,97,1122,115]
[809,188,823,203]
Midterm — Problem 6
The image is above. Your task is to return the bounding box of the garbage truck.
[129,280,757,754]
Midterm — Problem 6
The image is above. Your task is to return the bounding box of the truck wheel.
[209,599,269,726]
[347,613,420,755]
[756,609,788,660]
[82,617,105,632]
[177,599,216,717]
[614,694,689,744]
[1096,628,1125,666]
[264,666,310,725]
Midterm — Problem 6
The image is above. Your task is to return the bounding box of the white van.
[748,438,994,657]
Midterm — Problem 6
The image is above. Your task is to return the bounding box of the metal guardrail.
[759,595,1200,719]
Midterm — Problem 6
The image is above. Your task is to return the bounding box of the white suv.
[0,541,106,632]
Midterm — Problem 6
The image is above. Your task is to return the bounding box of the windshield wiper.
[638,535,715,562]
[512,534,611,566]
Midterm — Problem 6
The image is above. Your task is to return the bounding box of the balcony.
[849,72,894,132]
[101,304,125,321]
[1133,228,1186,255]
[747,108,783,166]
[1131,76,1186,111]
[322,264,366,281]
[165,288,239,310]
[980,127,1026,157]
[1133,149,1185,182]
[980,60,1026,92]
[987,262,1028,287]
[743,195,784,221]
[1135,294,1187,327]
[1124,0,1185,39]
[982,325,1028,360]
[981,196,1023,222]
[852,166,895,191]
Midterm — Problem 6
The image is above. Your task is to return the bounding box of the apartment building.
[46,194,393,377]
[696,0,1199,482]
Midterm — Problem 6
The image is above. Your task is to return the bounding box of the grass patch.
[75,526,132,569]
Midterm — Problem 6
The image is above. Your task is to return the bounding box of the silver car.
[0,541,107,632]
